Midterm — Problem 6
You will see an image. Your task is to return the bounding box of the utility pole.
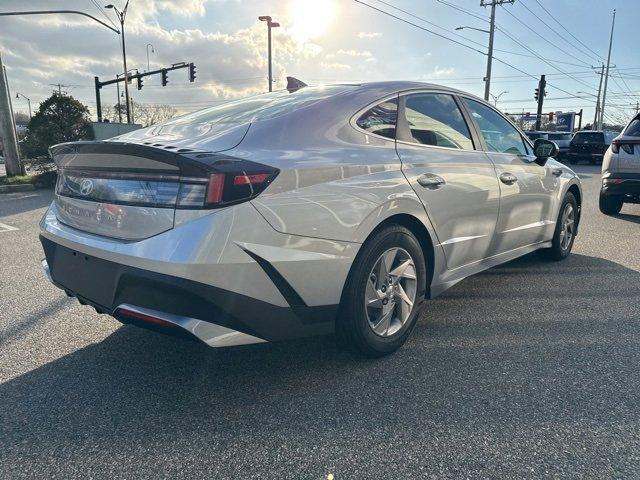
[480,0,514,102]
[534,74,546,131]
[593,64,604,129]
[258,16,280,92]
[600,9,616,130]
[0,53,22,176]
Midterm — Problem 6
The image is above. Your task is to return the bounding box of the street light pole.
[146,43,155,72]
[490,90,508,107]
[106,1,132,124]
[15,92,32,118]
[258,16,280,92]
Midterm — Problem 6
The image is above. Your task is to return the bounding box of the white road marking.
[0,222,19,232]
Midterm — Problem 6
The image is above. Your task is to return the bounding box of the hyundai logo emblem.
[80,178,94,196]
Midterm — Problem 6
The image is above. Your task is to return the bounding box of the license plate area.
[48,244,119,309]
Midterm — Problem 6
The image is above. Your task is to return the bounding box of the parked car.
[525,131,548,141]
[600,114,640,214]
[567,130,617,164]
[547,132,573,158]
[40,82,582,357]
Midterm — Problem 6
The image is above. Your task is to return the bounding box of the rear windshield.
[624,118,640,137]
[548,133,572,140]
[163,86,353,126]
[573,132,603,144]
[526,132,547,139]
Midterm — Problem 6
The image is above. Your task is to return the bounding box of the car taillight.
[176,160,279,208]
[611,140,635,155]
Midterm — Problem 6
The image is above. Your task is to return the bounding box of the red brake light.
[611,140,635,155]
[206,174,225,204]
[233,173,270,186]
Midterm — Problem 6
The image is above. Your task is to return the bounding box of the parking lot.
[1,164,639,478]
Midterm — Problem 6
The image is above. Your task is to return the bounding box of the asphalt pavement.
[1,164,639,479]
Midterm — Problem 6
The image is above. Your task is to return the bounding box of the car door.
[460,97,558,254]
[395,91,500,270]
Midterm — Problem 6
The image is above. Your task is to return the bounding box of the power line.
[498,5,591,67]
[531,0,605,63]
[89,0,118,30]
[353,0,486,55]
[493,23,597,92]
[518,0,603,65]
[435,0,487,22]
[354,0,593,100]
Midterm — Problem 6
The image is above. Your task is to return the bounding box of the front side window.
[463,98,528,155]
[356,97,398,140]
[401,93,473,150]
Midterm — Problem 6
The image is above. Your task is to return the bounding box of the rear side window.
[624,118,640,137]
[573,132,604,144]
[400,93,473,150]
[463,98,528,155]
[356,97,398,140]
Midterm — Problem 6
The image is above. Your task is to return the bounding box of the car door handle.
[499,172,518,185]
[551,167,563,177]
[417,174,446,189]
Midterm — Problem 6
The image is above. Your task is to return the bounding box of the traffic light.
[137,76,144,90]
[189,63,196,83]
[534,88,540,101]
[161,69,168,87]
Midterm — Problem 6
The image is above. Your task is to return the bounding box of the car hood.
[111,121,251,153]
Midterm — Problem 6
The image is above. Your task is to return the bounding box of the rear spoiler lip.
[49,141,233,178]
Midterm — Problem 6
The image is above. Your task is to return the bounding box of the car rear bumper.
[40,200,358,345]
[41,236,338,344]
[601,172,640,197]
[567,152,603,160]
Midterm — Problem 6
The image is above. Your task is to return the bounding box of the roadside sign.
[556,112,575,132]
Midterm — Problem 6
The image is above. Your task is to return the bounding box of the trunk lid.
[51,142,206,240]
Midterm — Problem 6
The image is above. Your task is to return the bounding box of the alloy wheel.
[365,247,418,337]
[559,203,575,250]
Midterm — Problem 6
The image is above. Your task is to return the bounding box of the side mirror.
[533,138,559,165]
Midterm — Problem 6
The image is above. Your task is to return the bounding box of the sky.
[1,0,639,126]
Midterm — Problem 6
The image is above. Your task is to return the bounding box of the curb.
[0,184,36,194]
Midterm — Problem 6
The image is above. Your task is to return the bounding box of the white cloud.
[431,66,455,77]
[357,32,382,39]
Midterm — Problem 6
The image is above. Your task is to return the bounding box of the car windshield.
[573,132,603,144]
[163,85,354,126]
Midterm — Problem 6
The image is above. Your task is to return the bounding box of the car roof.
[339,80,482,101]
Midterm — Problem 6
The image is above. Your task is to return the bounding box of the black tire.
[599,192,623,215]
[337,225,427,357]
[538,192,578,261]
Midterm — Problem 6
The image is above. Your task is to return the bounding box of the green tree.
[22,93,94,158]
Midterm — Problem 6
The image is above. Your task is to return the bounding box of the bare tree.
[106,101,178,127]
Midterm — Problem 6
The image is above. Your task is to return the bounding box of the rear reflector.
[115,307,178,328]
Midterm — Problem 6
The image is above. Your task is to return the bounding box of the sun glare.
[289,0,336,42]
